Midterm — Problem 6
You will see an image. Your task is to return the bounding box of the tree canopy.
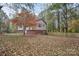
[39,3,79,33]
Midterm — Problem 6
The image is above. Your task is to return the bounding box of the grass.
[48,32,79,38]
[0,34,79,56]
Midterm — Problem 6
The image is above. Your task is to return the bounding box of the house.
[9,11,47,35]
[26,19,47,35]
[10,18,47,35]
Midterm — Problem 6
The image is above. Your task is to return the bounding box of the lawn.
[0,34,79,56]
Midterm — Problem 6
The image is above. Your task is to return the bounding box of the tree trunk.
[65,4,68,32]
[62,4,68,32]
[57,10,60,32]
[23,26,26,35]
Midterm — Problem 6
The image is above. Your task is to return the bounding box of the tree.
[62,3,79,32]
[68,19,79,32]
[0,6,3,33]
[1,3,35,19]
[47,3,62,32]
[39,3,79,33]
[0,18,2,32]
[12,10,37,35]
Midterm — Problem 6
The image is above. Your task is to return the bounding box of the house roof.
[38,18,47,25]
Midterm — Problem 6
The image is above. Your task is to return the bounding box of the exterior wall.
[17,25,24,30]
[26,30,47,35]
[25,20,47,35]
[17,26,34,31]
[11,19,47,34]
[17,20,46,31]
[36,20,46,30]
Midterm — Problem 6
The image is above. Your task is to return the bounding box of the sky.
[1,3,46,19]
[2,6,16,19]
[34,4,46,15]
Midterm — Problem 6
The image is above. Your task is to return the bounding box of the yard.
[0,33,79,56]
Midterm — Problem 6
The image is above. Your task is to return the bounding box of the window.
[38,24,41,27]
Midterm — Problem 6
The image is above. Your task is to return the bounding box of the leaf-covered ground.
[0,35,79,56]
